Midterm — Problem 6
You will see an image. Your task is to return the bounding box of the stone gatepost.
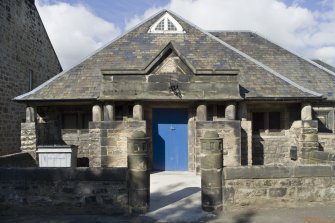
[200,131,223,212]
[299,103,319,161]
[127,131,150,213]
[21,106,37,160]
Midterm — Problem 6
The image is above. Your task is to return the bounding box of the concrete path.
[144,171,214,222]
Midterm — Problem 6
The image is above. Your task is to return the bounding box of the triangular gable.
[15,9,323,101]
[101,41,239,75]
[148,12,185,33]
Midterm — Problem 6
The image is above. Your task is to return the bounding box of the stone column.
[133,102,143,121]
[92,105,102,122]
[225,102,236,120]
[238,102,247,121]
[200,131,223,212]
[104,103,115,121]
[301,103,312,121]
[238,102,252,166]
[197,104,207,121]
[26,106,36,122]
[127,131,150,213]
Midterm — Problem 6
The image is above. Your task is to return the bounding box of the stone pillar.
[26,106,36,122]
[301,103,312,121]
[197,104,207,121]
[238,102,247,121]
[200,131,223,212]
[21,123,37,160]
[225,102,236,120]
[104,103,115,121]
[133,102,143,121]
[92,105,102,122]
[127,131,150,213]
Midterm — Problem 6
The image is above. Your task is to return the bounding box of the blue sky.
[36,0,335,69]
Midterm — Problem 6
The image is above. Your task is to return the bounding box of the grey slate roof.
[312,60,335,73]
[15,10,330,102]
[211,31,335,100]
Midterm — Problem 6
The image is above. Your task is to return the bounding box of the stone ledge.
[224,165,333,180]
[0,167,127,182]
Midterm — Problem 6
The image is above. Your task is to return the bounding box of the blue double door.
[152,108,188,171]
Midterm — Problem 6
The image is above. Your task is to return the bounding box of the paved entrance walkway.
[144,171,213,222]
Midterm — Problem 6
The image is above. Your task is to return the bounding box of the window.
[28,69,33,91]
[155,19,165,31]
[62,114,77,129]
[62,113,92,129]
[253,112,265,132]
[314,109,334,133]
[148,12,185,33]
[217,105,225,119]
[252,112,281,132]
[269,112,281,129]
[82,113,92,129]
[207,105,214,121]
[167,19,177,31]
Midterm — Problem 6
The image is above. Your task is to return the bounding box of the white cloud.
[313,46,335,65]
[126,0,335,67]
[36,0,121,70]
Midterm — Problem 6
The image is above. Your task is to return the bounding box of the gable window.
[155,19,165,31]
[148,12,185,33]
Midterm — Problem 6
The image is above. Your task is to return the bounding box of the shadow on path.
[150,186,201,211]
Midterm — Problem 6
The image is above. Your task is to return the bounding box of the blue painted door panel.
[152,108,188,171]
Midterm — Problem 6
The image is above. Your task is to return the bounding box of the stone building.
[0,0,62,155]
[15,10,335,170]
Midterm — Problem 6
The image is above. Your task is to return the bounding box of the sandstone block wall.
[252,134,291,165]
[20,122,37,159]
[195,120,241,173]
[223,165,335,207]
[0,0,61,155]
[0,168,128,215]
[319,134,335,154]
[89,121,146,167]
[61,129,90,159]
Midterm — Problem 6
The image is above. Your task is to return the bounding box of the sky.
[36,0,335,70]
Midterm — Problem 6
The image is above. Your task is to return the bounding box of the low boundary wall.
[223,165,335,206]
[0,168,128,215]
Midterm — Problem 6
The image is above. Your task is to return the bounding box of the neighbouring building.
[15,10,335,170]
[0,0,62,155]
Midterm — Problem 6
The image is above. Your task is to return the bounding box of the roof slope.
[211,31,335,101]
[313,60,335,73]
[16,10,321,101]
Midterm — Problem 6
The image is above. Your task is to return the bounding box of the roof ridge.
[166,10,322,97]
[15,9,168,101]
[252,32,335,78]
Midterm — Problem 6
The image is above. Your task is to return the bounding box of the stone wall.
[0,167,128,215]
[0,0,62,155]
[252,133,290,165]
[61,129,90,158]
[195,120,241,173]
[0,152,36,167]
[20,122,37,159]
[223,165,335,207]
[89,121,146,167]
[319,133,335,154]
